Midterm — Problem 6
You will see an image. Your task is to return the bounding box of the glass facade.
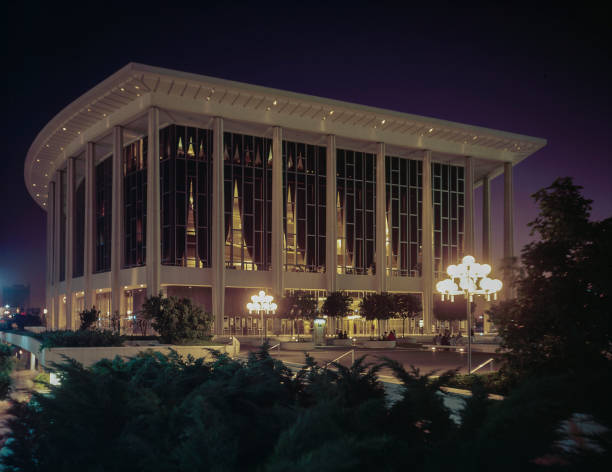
[160,125,212,267]
[336,149,376,275]
[223,132,272,270]
[123,138,147,268]
[385,156,422,277]
[59,169,67,282]
[283,141,326,272]
[73,157,85,278]
[95,155,112,273]
[432,162,465,277]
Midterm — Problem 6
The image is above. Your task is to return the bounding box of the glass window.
[337,149,376,275]
[385,156,422,277]
[223,131,272,270]
[95,156,112,273]
[160,125,213,268]
[123,137,147,268]
[283,141,326,272]
[73,156,85,278]
[432,162,464,278]
[59,169,67,281]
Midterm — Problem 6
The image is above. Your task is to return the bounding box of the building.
[25,63,546,335]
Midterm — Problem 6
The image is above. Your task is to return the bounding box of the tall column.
[421,151,434,335]
[54,172,61,329]
[47,180,56,328]
[375,142,387,292]
[482,174,491,263]
[271,126,284,298]
[66,157,75,329]
[503,162,514,299]
[325,135,337,293]
[146,107,161,297]
[464,157,474,255]
[111,126,123,316]
[84,142,95,308]
[211,117,226,336]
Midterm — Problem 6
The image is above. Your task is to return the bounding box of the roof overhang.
[25,62,547,209]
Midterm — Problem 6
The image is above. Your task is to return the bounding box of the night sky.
[1,2,610,308]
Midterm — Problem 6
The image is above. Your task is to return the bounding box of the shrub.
[143,295,213,344]
[2,349,610,471]
[0,371,11,399]
[79,307,100,331]
[0,343,14,399]
[36,329,124,348]
[0,343,14,374]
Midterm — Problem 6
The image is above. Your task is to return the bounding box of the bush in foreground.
[36,329,124,348]
[2,349,610,471]
[0,343,14,398]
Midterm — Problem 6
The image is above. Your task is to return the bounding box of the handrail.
[471,357,494,373]
[325,349,355,368]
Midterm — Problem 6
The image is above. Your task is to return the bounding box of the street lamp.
[436,255,502,373]
[247,290,277,343]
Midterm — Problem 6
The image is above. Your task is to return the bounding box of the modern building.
[25,63,546,335]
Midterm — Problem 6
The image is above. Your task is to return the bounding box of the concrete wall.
[0,331,240,370]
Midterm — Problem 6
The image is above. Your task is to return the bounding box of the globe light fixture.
[247,290,277,343]
[436,255,502,373]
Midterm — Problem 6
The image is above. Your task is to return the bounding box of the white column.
[54,172,62,329]
[464,157,474,255]
[111,126,123,316]
[271,126,284,298]
[325,135,337,293]
[375,142,387,292]
[66,157,75,329]
[47,179,56,329]
[211,117,225,336]
[503,162,514,299]
[146,107,161,297]
[482,174,491,264]
[421,151,434,335]
[84,142,95,308]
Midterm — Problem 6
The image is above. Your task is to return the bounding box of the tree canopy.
[142,295,213,344]
[321,291,353,319]
[488,177,612,375]
[393,293,422,320]
[359,292,395,324]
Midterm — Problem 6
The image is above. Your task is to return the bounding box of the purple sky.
[1,3,610,307]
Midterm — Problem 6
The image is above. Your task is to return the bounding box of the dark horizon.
[1,2,610,308]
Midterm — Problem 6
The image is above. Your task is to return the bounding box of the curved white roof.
[25,63,546,209]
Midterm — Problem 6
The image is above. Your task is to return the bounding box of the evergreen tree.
[488,178,612,375]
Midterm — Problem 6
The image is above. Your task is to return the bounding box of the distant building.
[2,284,30,309]
[25,64,546,335]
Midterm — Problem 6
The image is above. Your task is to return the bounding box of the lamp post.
[247,290,277,344]
[436,255,502,373]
